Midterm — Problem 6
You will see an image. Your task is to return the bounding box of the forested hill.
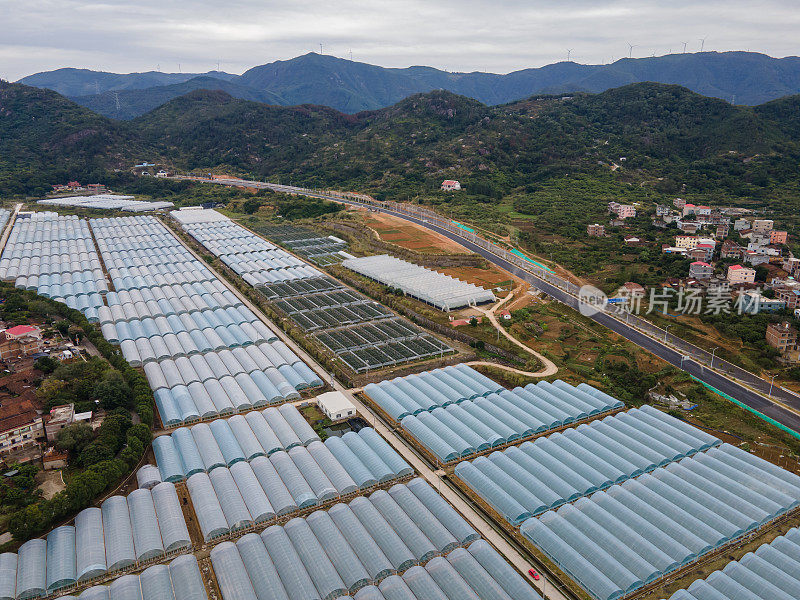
[0,82,136,195]
[1,80,799,211]
[19,51,800,118]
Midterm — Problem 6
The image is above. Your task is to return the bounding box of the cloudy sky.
[2,0,799,80]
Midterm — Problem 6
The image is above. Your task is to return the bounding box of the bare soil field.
[359,210,469,254]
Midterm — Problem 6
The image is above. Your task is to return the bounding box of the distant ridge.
[19,51,800,119]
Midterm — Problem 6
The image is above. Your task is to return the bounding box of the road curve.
[178,177,800,435]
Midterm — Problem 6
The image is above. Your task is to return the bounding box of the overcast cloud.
[2,0,799,81]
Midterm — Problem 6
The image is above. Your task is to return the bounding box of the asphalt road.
[180,177,800,435]
[372,203,800,432]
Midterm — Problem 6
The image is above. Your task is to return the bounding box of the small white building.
[316,391,357,422]
[441,180,461,191]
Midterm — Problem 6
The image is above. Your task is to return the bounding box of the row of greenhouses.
[153,404,321,478]
[342,255,496,312]
[207,478,540,600]
[0,213,107,320]
[366,367,623,463]
[174,210,323,286]
[520,443,800,600]
[364,364,504,418]
[186,436,413,541]
[143,347,321,425]
[89,216,321,424]
[47,555,206,600]
[0,483,189,599]
[665,526,800,600]
[155,418,411,500]
[38,195,174,212]
[454,405,721,525]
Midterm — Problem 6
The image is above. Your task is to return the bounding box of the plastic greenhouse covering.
[136,464,162,490]
[154,405,408,483]
[38,195,173,211]
[664,526,800,600]
[175,211,324,286]
[86,215,321,430]
[209,467,254,531]
[51,555,206,600]
[520,443,800,600]
[455,405,721,525]
[46,526,76,591]
[342,254,496,311]
[139,564,174,600]
[126,490,165,561]
[0,554,16,600]
[16,539,46,599]
[367,367,622,463]
[101,496,137,572]
[153,405,314,477]
[181,426,411,539]
[0,484,189,599]
[0,213,106,321]
[208,478,542,600]
[150,483,191,552]
[75,508,106,581]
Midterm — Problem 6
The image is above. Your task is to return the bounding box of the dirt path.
[474,290,559,377]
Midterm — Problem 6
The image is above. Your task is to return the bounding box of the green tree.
[95,371,132,410]
[55,423,94,455]
[34,356,58,374]
[241,198,261,214]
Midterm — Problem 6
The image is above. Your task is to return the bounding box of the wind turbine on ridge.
[627,43,638,58]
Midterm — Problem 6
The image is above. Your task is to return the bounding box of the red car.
[528,569,540,581]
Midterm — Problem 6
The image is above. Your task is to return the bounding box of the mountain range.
[17,51,800,119]
[2,76,799,212]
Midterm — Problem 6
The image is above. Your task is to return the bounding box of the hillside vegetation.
[1,80,799,248]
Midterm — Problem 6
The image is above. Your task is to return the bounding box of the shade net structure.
[454,405,721,525]
[174,210,454,374]
[209,478,541,600]
[365,367,623,463]
[342,254,496,312]
[664,525,800,600]
[37,195,174,211]
[272,288,393,332]
[520,443,800,600]
[313,320,453,373]
[50,554,206,600]
[0,212,107,322]
[257,224,350,266]
[179,425,413,542]
[0,483,190,598]
[89,215,322,428]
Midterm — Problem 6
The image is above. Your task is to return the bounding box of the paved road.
[347,393,563,600]
[162,213,558,596]
[177,176,800,434]
[375,205,800,432]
